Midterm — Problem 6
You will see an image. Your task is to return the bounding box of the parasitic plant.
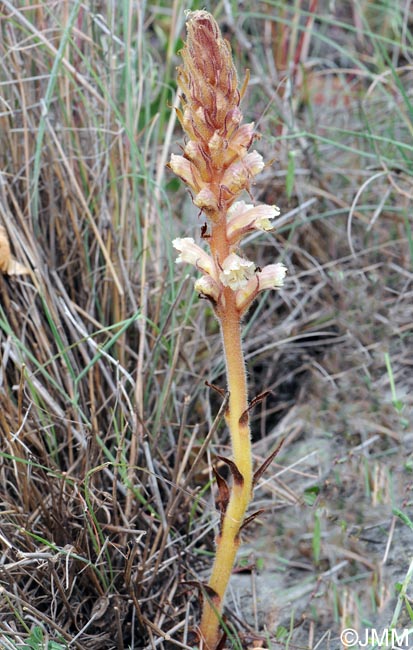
[169,11,286,649]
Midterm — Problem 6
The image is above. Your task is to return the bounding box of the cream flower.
[236,263,287,311]
[243,151,265,175]
[221,151,264,195]
[208,131,224,153]
[168,154,199,192]
[227,201,280,241]
[257,263,287,290]
[184,141,200,160]
[220,161,248,195]
[173,238,216,278]
[194,275,221,302]
[228,122,255,157]
[219,253,255,290]
[194,188,218,212]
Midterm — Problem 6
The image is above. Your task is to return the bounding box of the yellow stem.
[199,291,252,649]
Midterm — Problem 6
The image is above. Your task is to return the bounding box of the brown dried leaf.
[253,438,284,487]
[239,508,265,533]
[215,631,227,650]
[183,581,221,607]
[216,455,244,486]
[249,390,272,409]
[0,226,30,276]
[91,596,109,620]
[212,466,230,515]
[239,390,272,424]
[205,380,226,398]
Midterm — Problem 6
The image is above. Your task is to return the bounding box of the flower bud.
[243,151,265,176]
[184,141,200,160]
[208,131,227,167]
[223,107,243,135]
[208,131,225,152]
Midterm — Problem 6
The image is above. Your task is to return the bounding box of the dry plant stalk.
[168,11,286,649]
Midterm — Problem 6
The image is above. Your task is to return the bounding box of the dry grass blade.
[0,2,201,648]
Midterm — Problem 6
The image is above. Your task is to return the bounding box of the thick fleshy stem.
[199,291,252,649]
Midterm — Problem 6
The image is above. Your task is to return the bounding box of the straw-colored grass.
[0,2,412,649]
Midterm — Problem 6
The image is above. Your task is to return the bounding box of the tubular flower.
[257,263,288,289]
[227,201,280,243]
[172,237,217,280]
[168,154,202,193]
[236,263,287,311]
[219,253,255,290]
[220,152,264,198]
[227,122,256,158]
